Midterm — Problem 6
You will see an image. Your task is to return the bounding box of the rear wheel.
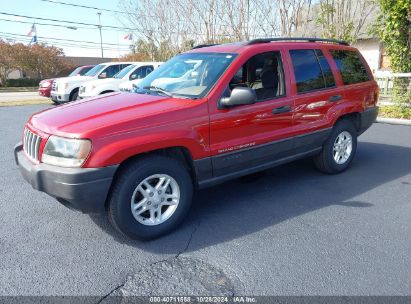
[108,156,193,240]
[313,119,357,174]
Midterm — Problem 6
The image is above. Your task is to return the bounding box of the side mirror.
[219,87,257,108]
[130,74,137,80]
[99,72,107,79]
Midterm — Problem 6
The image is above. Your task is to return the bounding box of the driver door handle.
[272,105,291,114]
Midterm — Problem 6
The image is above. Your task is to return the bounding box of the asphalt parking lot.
[0,104,410,297]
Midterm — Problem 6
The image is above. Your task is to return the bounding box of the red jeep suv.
[15,38,378,240]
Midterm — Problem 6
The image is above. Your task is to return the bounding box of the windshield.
[68,67,82,77]
[114,64,136,79]
[85,64,105,77]
[137,53,237,98]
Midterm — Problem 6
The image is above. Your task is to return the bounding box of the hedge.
[4,78,42,87]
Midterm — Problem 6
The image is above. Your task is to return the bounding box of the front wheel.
[108,156,193,240]
[313,119,358,174]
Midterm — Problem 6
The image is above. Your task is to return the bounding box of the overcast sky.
[0,0,132,58]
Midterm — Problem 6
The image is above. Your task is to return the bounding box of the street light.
[97,11,103,58]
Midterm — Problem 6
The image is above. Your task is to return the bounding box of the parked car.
[38,65,94,98]
[50,62,132,103]
[79,62,161,99]
[15,38,379,240]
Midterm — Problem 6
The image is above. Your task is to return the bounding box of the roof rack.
[192,43,220,49]
[247,37,349,46]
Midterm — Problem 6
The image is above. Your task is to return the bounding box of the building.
[352,38,391,73]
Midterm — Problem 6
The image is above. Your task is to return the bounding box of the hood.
[120,79,142,90]
[55,75,93,84]
[29,92,192,137]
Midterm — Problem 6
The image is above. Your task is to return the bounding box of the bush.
[4,78,41,87]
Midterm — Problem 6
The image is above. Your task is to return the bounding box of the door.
[209,50,295,177]
[287,48,343,152]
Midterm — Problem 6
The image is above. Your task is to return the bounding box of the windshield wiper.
[143,86,174,97]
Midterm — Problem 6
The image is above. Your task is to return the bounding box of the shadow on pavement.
[89,142,411,252]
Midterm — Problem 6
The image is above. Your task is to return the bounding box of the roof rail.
[247,37,349,46]
[192,43,220,49]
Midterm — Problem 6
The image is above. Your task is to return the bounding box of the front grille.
[52,81,58,92]
[23,128,42,162]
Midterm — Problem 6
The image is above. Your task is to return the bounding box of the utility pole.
[97,11,104,58]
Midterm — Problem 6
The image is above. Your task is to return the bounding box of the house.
[352,37,391,73]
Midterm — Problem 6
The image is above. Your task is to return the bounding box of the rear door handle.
[329,95,342,102]
[272,105,291,114]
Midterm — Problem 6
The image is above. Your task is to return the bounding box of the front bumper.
[14,143,118,213]
[50,92,70,103]
[359,106,379,135]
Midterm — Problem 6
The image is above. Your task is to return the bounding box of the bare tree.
[117,0,377,60]
[314,0,378,42]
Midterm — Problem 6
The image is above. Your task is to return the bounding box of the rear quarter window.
[289,49,336,93]
[330,50,370,85]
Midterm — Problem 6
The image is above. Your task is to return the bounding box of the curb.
[376,117,411,126]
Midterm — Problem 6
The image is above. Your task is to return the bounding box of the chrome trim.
[23,128,42,162]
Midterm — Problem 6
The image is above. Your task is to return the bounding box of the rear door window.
[289,49,336,93]
[330,50,370,85]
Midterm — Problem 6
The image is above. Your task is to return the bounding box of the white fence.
[374,73,411,103]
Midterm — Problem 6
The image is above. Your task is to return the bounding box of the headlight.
[42,136,92,167]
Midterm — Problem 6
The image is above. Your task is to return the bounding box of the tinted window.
[330,50,370,85]
[103,64,126,78]
[130,65,154,80]
[290,49,327,93]
[79,66,93,75]
[315,50,335,88]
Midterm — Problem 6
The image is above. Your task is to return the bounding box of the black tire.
[108,155,193,240]
[313,119,358,174]
[70,89,79,101]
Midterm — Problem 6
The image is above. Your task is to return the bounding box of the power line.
[0,11,230,37]
[0,31,131,47]
[39,0,126,14]
[0,17,90,30]
[0,11,132,31]
[0,33,131,51]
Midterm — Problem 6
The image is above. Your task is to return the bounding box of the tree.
[374,0,411,73]
[0,41,18,86]
[315,0,377,42]
[374,0,411,106]
[17,44,72,79]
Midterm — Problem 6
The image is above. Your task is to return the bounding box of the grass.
[379,105,411,120]
[0,87,37,92]
[0,99,53,107]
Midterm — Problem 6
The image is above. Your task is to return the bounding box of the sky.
[0,0,133,58]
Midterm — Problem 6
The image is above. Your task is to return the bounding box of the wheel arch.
[100,90,115,95]
[335,112,361,133]
[114,146,197,185]
[105,146,198,210]
[69,87,79,100]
